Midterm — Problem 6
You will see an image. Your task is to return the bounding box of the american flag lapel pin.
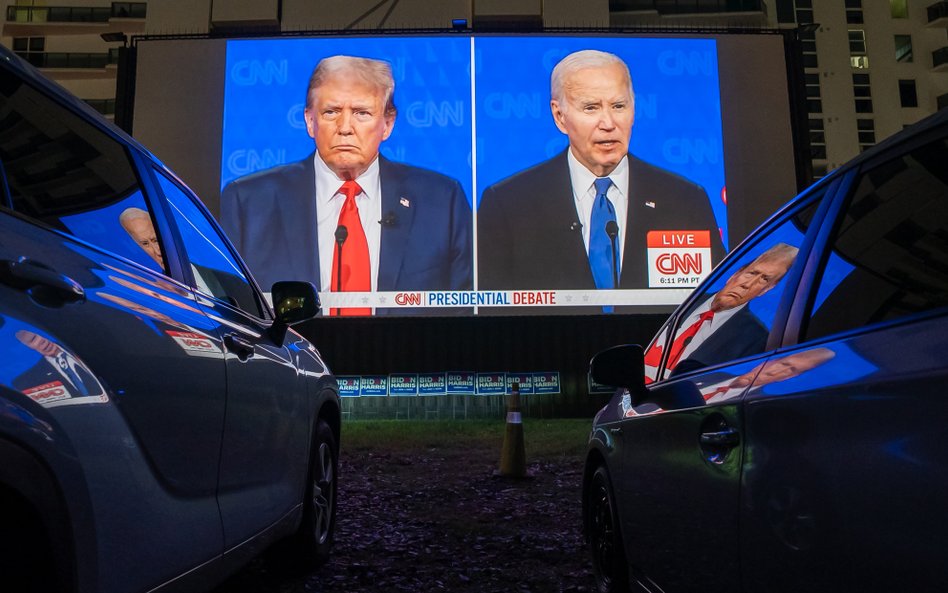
[400,197,410,208]
[645,200,656,209]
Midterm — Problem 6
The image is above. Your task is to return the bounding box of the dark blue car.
[0,47,340,592]
[584,107,948,592]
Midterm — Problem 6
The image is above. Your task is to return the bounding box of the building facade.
[2,0,946,176]
[1,0,145,117]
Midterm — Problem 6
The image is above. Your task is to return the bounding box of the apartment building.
[1,0,145,117]
[771,0,948,175]
[2,0,946,176]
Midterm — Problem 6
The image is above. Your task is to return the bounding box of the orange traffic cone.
[498,382,527,478]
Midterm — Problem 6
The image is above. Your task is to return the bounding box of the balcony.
[5,3,145,23]
[4,3,145,36]
[610,0,764,14]
[609,0,768,27]
[929,1,948,27]
[110,3,147,19]
[933,46,948,71]
[15,50,119,70]
[84,98,116,116]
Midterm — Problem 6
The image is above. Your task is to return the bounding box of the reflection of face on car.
[0,47,341,593]
[708,243,797,312]
[642,242,800,380]
[584,108,948,593]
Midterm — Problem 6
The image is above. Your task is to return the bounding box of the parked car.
[584,106,948,593]
[0,47,340,593]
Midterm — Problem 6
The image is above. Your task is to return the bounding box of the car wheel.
[288,418,337,568]
[586,465,630,593]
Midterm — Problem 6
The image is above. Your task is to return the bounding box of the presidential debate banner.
[220,35,725,316]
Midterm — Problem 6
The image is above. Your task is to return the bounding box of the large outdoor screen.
[134,32,798,316]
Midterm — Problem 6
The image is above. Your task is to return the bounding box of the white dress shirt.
[45,351,101,395]
[314,152,383,292]
[567,149,630,271]
[675,296,744,363]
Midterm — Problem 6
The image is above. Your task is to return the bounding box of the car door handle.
[224,333,255,358]
[0,258,85,304]
[699,428,740,447]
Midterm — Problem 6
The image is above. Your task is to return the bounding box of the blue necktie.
[589,178,620,312]
[58,353,89,396]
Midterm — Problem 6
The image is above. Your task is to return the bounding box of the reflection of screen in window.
[155,174,245,280]
[59,193,164,274]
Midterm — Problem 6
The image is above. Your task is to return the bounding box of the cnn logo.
[395,292,422,306]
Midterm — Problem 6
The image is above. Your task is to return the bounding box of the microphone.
[379,212,397,227]
[570,221,582,232]
[334,225,348,316]
[605,220,619,289]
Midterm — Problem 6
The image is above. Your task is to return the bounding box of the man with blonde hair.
[222,55,472,315]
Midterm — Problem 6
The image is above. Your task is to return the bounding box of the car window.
[805,136,948,341]
[0,70,166,275]
[153,169,266,318]
[647,195,822,380]
[642,317,674,384]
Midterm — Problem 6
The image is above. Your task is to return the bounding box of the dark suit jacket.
[674,305,769,374]
[221,153,473,299]
[13,355,104,400]
[478,151,725,293]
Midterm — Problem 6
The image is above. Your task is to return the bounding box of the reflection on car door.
[616,197,820,591]
[0,70,227,592]
[0,214,227,593]
[742,135,948,591]
[155,171,312,550]
[615,358,754,591]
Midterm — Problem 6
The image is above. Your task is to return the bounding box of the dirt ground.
[213,437,594,593]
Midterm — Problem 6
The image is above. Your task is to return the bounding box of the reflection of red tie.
[703,385,732,401]
[641,310,714,381]
[330,180,371,316]
[666,310,714,369]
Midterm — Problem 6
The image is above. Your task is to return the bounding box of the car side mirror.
[589,344,649,404]
[269,281,320,343]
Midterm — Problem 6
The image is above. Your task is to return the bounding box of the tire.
[0,489,62,593]
[586,465,630,593]
[287,418,338,568]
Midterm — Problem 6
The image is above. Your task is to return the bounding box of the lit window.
[890,0,908,18]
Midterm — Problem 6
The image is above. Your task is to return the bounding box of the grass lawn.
[341,418,591,460]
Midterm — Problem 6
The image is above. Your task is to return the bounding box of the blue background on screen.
[473,37,727,247]
[222,37,474,204]
[221,35,727,248]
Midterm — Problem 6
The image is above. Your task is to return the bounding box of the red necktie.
[666,310,714,369]
[703,385,732,401]
[641,310,714,380]
[330,180,371,316]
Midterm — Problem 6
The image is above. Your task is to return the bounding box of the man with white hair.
[119,206,164,271]
[649,242,800,379]
[478,49,724,297]
[222,55,472,315]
